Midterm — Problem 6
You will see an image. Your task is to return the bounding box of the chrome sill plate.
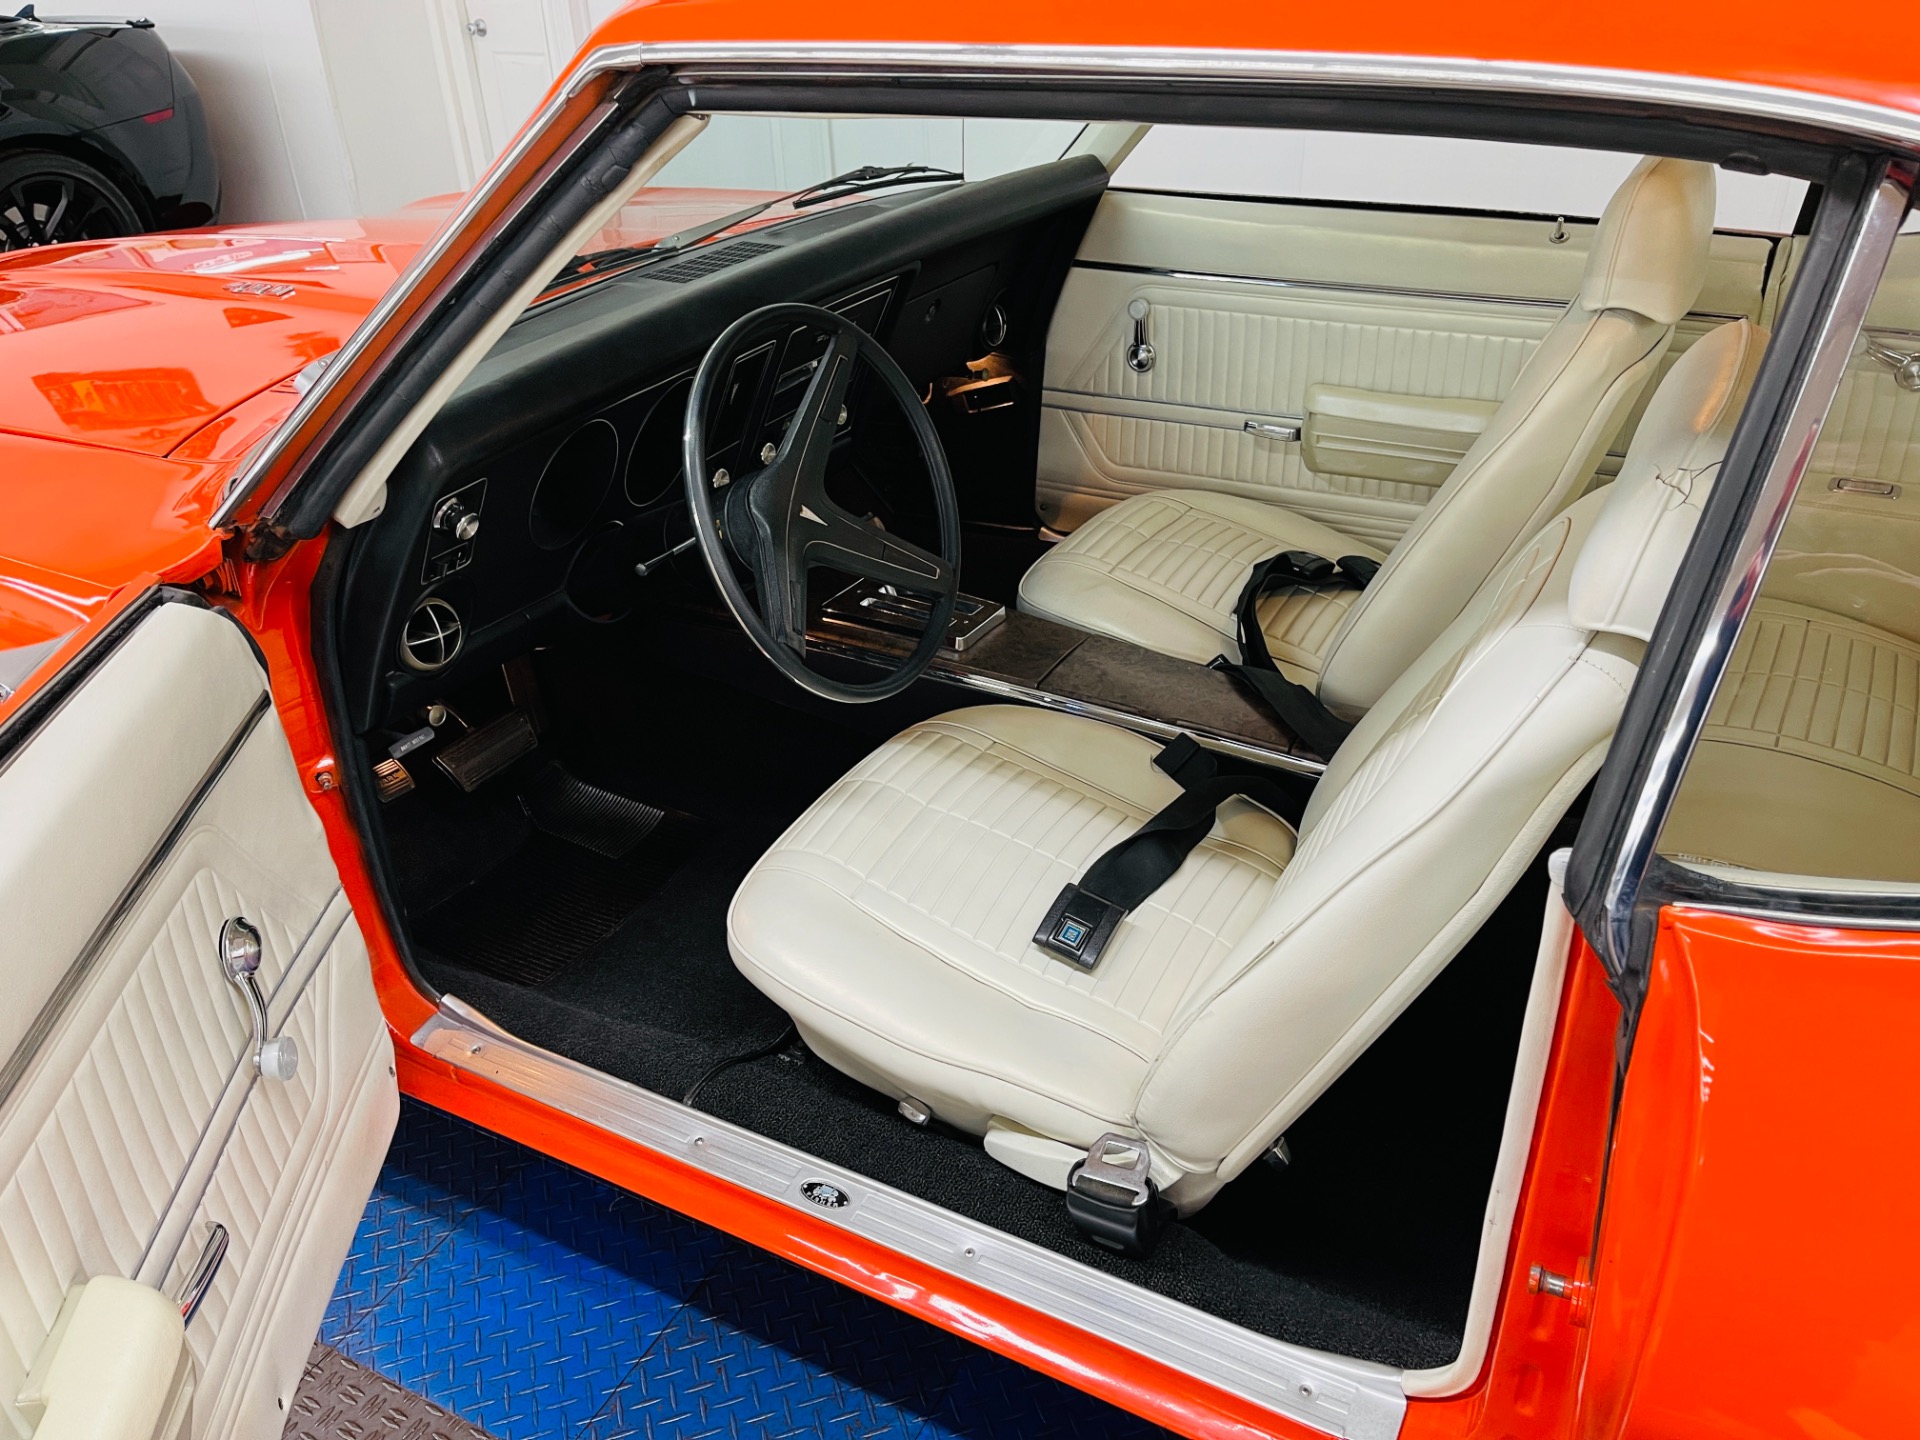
[415,998,1405,1438]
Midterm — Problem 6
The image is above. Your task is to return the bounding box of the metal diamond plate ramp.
[322,1100,1176,1439]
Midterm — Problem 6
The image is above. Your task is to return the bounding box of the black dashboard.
[333,154,1108,737]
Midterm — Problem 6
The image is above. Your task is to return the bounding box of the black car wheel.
[0,151,146,250]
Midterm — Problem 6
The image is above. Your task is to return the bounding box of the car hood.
[0,214,436,456]
[0,187,791,459]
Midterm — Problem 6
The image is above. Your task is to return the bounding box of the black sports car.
[0,6,218,249]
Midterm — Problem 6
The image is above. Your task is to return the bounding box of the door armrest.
[18,1276,191,1440]
[1302,384,1499,487]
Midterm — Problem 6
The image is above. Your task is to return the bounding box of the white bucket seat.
[1018,156,1718,719]
[730,320,1763,1211]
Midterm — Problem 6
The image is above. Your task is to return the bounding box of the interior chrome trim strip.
[1072,259,1754,323]
[0,689,273,1110]
[807,635,1328,774]
[573,43,1920,152]
[1595,169,1916,965]
[413,997,1405,1438]
[1075,258,1573,311]
[934,668,1328,774]
[1042,385,1307,433]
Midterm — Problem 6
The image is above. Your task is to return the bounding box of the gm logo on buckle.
[1034,883,1124,971]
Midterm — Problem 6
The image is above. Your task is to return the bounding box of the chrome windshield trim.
[568,42,1920,151]
[1596,167,1916,965]
[209,87,625,531]
[413,996,1405,1438]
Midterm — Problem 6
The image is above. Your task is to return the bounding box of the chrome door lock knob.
[433,495,481,541]
[219,917,300,1082]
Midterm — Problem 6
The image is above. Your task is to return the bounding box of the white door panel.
[0,599,395,1439]
[1039,190,1774,541]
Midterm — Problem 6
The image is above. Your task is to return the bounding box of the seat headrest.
[1577,156,1717,324]
[1568,318,1767,640]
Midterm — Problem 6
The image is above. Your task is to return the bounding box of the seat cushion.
[727,705,1297,1147]
[1017,490,1386,680]
[1661,599,1920,882]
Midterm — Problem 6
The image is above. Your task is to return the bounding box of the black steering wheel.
[682,302,961,702]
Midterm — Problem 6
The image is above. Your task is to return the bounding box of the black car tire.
[0,150,147,250]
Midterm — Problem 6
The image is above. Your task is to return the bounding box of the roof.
[578,0,1920,125]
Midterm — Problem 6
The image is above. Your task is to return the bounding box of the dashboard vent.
[400,596,463,672]
[646,239,781,284]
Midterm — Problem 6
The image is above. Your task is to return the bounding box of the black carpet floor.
[394,651,1554,1371]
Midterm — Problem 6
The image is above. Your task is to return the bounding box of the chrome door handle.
[220,917,299,1082]
[1864,334,1920,391]
[466,17,487,36]
[1125,298,1155,374]
[1243,418,1302,442]
[174,1223,228,1325]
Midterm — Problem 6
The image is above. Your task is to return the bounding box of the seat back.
[1314,156,1717,719]
[1137,318,1764,1201]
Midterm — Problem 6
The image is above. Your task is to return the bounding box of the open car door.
[0,592,395,1440]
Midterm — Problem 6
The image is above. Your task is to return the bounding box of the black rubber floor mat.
[414,820,698,987]
[287,1343,496,1440]
[519,758,668,858]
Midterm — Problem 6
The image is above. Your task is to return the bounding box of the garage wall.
[140,0,475,222]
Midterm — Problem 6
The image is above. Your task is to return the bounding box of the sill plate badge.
[800,1179,850,1210]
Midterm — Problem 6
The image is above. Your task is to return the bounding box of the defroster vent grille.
[645,239,781,283]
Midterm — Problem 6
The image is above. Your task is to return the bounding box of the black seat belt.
[1208,549,1378,758]
[1033,736,1310,971]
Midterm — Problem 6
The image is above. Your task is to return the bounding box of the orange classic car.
[2,2,1916,1437]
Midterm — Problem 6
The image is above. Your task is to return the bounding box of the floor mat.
[414,822,699,987]
[289,1343,497,1440]
[396,657,1547,1371]
[319,1099,1173,1440]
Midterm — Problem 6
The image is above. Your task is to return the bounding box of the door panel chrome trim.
[1075,257,1573,311]
[0,689,273,1110]
[413,997,1404,1438]
[1071,259,1753,322]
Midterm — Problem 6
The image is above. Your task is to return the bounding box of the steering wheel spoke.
[685,303,962,703]
[798,503,952,595]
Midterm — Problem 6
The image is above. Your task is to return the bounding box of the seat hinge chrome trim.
[413,996,1405,1439]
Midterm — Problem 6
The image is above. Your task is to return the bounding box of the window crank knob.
[257,1036,300,1082]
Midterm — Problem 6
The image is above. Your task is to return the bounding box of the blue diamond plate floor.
[320,1099,1178,1440]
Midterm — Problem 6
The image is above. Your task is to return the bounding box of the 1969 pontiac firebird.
[3,2,1917,1436]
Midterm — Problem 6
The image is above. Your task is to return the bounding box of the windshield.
[541,114,1085,297]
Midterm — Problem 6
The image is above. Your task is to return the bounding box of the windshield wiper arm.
[646,165,964,256]
[541,165,965,295]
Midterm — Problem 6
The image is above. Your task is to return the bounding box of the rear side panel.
[1576,907,1920,1438]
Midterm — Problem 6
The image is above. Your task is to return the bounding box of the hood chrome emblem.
[224,280,296,299]
[799,505,828,526]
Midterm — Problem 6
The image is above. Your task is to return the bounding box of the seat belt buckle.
[1033,883,1125,970]
[1066,1133,1171,1258]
